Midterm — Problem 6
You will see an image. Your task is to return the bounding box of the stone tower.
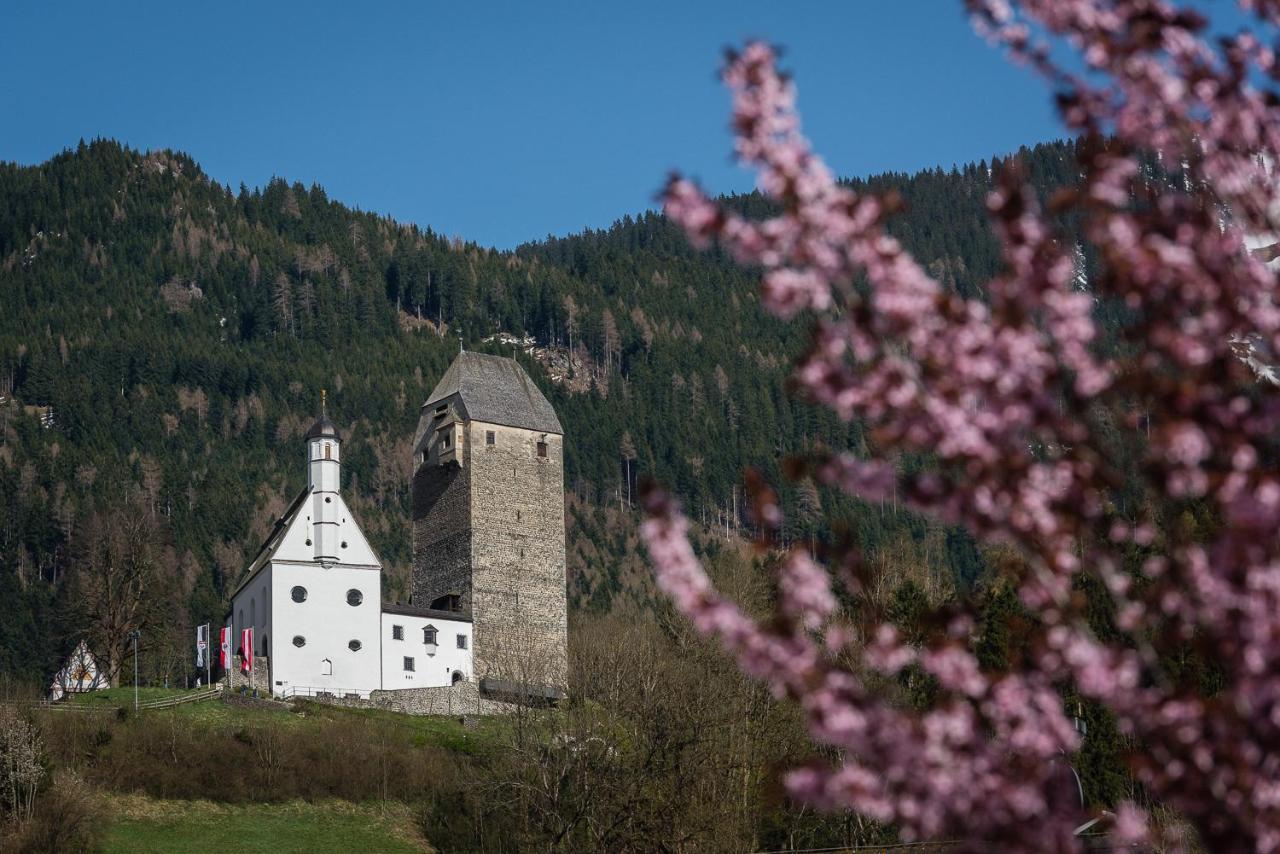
[411,352,567,694]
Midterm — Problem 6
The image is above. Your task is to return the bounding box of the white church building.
[227,404,473,698]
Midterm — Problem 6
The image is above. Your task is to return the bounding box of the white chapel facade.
[227,401,474,698]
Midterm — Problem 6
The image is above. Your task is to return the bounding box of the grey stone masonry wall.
[222,655,270,693]
[307,681,518,715]
[411,453,472,610]
[467,421,568,689]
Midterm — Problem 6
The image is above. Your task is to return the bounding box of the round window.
[348,640,362,652]
[346,589,363,606]
[292,636,305,647]
[291,586,307,603]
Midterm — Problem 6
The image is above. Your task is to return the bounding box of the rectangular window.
[486,430,495,445]
[324,444,331,460]
[537,441,548,458]
[392,625,404,641]
[457,635,468,650]
[403,657,415,672]
[424,627,437,645]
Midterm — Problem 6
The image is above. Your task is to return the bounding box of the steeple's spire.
[321,388,327,417]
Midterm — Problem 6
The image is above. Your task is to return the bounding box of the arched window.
[321,659,332,676]
[324,443,331,460]
[291,586,307,603]
[346,589,363,606]
[451,670,464,685]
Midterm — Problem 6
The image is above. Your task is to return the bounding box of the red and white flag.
[241,628,253,674]
[219,626,231,671]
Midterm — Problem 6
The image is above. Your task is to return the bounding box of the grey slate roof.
[228,485,311,601]
[381,602,473,623]
[424,352,562,435]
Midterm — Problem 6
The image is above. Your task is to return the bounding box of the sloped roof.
[424,352,562,434]
[229,485,310,600]
[381,603,473,623]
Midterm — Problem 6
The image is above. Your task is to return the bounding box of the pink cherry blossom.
[648,6,1280,849]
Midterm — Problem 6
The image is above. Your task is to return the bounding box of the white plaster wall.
[380,613,473,689]
[231,564,273,660]
[270,492,379,568]
[269,561,382,697]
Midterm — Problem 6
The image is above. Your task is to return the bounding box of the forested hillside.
[0,137,1085,685]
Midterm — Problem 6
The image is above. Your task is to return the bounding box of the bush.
[0,772,102,854]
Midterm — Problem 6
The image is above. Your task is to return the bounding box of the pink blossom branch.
[645,12,1280,848]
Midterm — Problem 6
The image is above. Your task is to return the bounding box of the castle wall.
[467,421,568,688]
[411,454,472,610]
[307,680,519,715]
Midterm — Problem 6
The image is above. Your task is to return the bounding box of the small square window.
[486,430,495,445]
[404,656,415,672]
[392,625,404,641]
[536,441,548,458]
[456,635,468,650]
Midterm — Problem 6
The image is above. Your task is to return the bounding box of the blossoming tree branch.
[642,2,1280,849]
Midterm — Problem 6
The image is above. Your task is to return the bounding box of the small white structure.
[48,640,110,701]
[228,402,472,698]
[381,605,472,689]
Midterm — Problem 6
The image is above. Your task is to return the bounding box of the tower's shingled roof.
[424,352,562,435]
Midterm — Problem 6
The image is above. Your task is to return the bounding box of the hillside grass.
[101,795,429,853]
[65,686,197,707]
[291,699,509,756]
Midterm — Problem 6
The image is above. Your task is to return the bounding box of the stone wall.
[306,680,518,716]
[412,453,472,610]
[468,422,568,689]
[412,413,569,692]
[223,655,270,693]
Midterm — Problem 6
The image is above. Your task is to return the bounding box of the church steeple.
[305,391,342,561]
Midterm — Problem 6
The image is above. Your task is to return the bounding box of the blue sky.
[1,1,1067,248]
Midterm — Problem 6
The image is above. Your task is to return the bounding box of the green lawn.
[66,686,199,707]
[102,797,428,853]
[292,699,509,755]
[57,688,510,748]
